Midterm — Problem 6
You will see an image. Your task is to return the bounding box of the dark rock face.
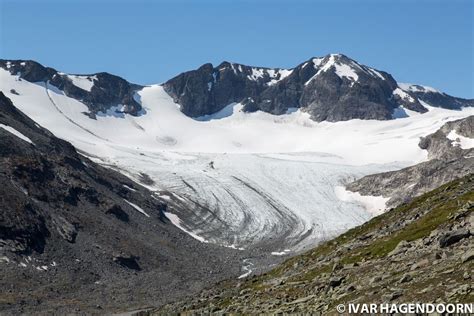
[106,205,130,222]
[0,59,143,116]
[164,54,471,122]
[298,55,424,121]
[163,62,277,117]
[0,92,243,314]
[347,116,474,207]
[439,229,471,248]
[113,255,141,271]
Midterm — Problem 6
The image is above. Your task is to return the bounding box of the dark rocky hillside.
[163,54,473,121]
[0,92,243,314]
[347,116,474,207]
[156,174,473,314]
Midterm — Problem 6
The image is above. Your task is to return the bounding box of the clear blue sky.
[1,0,473,98]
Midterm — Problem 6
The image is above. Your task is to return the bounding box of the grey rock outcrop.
[347,116,474,207]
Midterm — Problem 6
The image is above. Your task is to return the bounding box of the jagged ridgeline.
[163,54,472,121]
[2,54,473,123]
[158,174,473,314]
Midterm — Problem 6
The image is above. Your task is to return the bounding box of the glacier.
[1,68,473,255]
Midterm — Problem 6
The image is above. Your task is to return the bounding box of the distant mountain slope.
[347,116,474,207]
[2,55,472,123]
[0,60,142,117]
[163,54,473,121]
[157,174,474,314]
[0,92,243,314]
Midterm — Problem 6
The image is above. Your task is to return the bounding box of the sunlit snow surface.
[1,69,473,252]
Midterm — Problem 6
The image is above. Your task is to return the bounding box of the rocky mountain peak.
[163,53,473,122]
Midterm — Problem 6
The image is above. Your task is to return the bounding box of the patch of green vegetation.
[216,296,233,309]
[291,264,331,282]
[361,189,473,258]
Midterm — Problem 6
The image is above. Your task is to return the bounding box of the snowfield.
[1,68,473,253]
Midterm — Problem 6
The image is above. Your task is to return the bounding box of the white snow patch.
[0,123,33,144]
[223,244,245,251]
[196,103,241,121]
[334,186,388,216]
[312,57,324,67]
[447,130,474,149]
[393,87,415,103]
[246,67,293,86]
[267,69,293,86]
[271,249,291,256]
[398,83,439,94]
[238,258,254,279]
[367,67,385,80]
[334,63,359,82]
[156,194,171,201]
[122,184,137,192]
[248,68,265,81]
[305,54,359,85]
[164,212,208,243]
[68,75,97,92]
[124,199,150,217]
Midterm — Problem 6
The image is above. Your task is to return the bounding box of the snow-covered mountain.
[0,56,473,254]
[163,53,473,121]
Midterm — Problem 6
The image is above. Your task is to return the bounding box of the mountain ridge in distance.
[2,54,472,123]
